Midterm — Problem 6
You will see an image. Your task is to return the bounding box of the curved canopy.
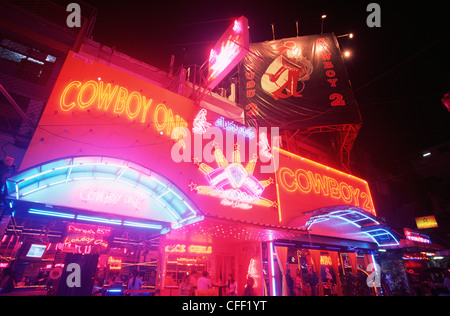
[288,206,399,247]
[5,156,203,232]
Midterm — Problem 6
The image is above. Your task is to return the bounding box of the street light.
[337,33,354,39]
[321,15,326,34]
[344,51,351,58]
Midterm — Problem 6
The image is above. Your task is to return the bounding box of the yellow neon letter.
[278,167,297,192]
[60,81,81,111]
[114,87,128,115]
[154,103,167,132]
[77,80,98,109]
[340,182,353,203]
[97,81,119,111]
[295,169,312,194]
[140,96,153,123]
[125,91,142,120]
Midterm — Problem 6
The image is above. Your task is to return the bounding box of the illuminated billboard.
[415,215,438,229]
[239,33,361,129]
[205,16,249,91]
[20,51,194,172]
[15,52,199,227]
[15,51,278,227]
[275,148,376,226]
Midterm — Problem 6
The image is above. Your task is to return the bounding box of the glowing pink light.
[192,109,211,134]
[205,163,265,209]
[233,20,241,33]
[209,40,240,81]
[258,132,273,160]
[204,16,248,91]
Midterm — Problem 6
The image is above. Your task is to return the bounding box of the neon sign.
[205,16,249,90]
[165,244,212,254]
[61,223,110,251]
[278,167,373,211]
[108,256,122,270]
[188,245,212,254]
[54,242,93,254]
[79,186,146,211]
[320,255,332,266]
[67,224,111,236]
[190,143,275,209]
[214,117,256,139]
[192,109,211,134]
[192,109,255,139]
[275,149,376,216]
[59,79,188,138]
[64,236,109,248]
[415,215,438,229]
[404,229,431,244]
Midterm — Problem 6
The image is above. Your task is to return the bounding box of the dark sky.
[80,0,450,174]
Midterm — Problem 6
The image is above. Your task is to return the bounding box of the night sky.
[79,0,449,174]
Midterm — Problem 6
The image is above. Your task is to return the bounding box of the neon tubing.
[28,209,75,219]
[268,242,277,296]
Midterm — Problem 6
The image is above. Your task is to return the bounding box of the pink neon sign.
[404,229,431,244]
[190,142,275,209]
[205,16,249,91]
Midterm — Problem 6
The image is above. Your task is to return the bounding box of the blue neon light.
[28,209,75,219]
[107,289,123,293]
[123,221,162,230]
[214,117,256,139]
[27,209,166,231]
[76,215,122,225]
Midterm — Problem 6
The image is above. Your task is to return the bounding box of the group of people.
[124,270,247,296]
[286,267,321,296]
[179,271,249,296]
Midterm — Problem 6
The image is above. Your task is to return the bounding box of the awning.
[5,156,204,233]
[288,206,400,247]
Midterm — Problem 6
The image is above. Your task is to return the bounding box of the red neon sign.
[165,244,212,254]
[54,242,93,254]
[275,149,376,225]
[404,229,431,244]
[64,224,110,249]
[278,167,372,210]
[67,224,111,237]
[205,16,249,90]
[64,236,109,248]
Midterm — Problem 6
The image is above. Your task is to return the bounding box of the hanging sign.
[415,215,438,229]
[205,16,249,91]
[239,33,361,129]
[404,228,431,244]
